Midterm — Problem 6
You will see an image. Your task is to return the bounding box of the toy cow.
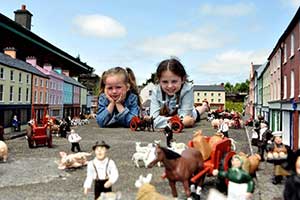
[0,141,8,162]
[57,151,91,169]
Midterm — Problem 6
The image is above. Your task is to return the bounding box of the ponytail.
[126,67,142,108]
[99,71,107,95]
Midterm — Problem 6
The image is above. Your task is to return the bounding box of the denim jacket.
[150,83,194,128]
[96,92,140,127]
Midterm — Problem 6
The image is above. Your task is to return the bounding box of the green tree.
[224,82,233,92]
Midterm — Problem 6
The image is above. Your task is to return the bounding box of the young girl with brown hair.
[150,58,198,128]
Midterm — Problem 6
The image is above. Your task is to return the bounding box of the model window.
[0,84,3,101]
[0,68,4,79]
[19,72,22,83]
[9,86,13,101]
[18,87,22,101]
[10,70,14,81]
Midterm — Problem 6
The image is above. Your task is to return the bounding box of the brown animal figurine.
[192,130,211,161]
[146,144,204,200]
[135,174,170,200]
[238,152,261,175]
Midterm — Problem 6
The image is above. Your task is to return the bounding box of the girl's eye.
[171,80,178,84]
[116,86,122,89]
[106,87,113,90]
[161,80,168,84]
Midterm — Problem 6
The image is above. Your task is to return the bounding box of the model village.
[1,4,300,200]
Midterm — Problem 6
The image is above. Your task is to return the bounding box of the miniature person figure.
[284,149,300,200]
[83,141,119,200]
[12,115,19,131]
[256,122,272,161]
[212,155,255,200]
[96,67,140,127]
[149,58,199,129]
[218,118,229,138]
[68,129,81,152]
[26,119,34,148]
[266,131,291,185]
[164,120,173,147]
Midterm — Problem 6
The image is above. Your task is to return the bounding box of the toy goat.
[133,141,161,168]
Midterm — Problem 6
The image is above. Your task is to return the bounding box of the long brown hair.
[99,67,141,107]
[156,59,187,116]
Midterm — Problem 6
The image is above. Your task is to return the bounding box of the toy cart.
[188,137,235,184]
[27,106,52,148]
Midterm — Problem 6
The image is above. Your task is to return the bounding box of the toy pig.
[57,151,91,169]
[0,141,8,162]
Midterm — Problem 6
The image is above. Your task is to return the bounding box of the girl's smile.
[159,70,184,96]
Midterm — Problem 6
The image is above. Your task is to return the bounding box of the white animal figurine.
[170,141,188,155]
[57,151,91,169]
[132,151,149,168]
[132,143,161,168]
[0,141,8,162]
[135,142,150,153]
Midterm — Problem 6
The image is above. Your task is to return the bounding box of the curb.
[3,132,26,140]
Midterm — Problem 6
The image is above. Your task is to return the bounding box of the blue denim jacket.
[150,83,194,128]
[96,92,140,127]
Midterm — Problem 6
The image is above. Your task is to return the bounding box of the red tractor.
[26,106,52,148]
[130,116,154,132]
[169,115,184,134]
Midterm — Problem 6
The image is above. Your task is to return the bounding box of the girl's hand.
[116,91,126,104]
[104,90,115,104]
[104,180,112,188]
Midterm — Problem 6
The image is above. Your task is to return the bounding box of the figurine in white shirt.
[68,129,81,152]
[83,141,119,200]
[218,118,229,138]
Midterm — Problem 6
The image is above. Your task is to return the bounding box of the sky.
[1,0,300,85]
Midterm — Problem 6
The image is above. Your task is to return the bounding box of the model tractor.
[169,115,184,133]
[130,116,154,132]
[27,107,52,148]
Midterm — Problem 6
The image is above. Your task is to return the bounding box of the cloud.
[135,26,231,56]
[281,0,300,8]
[198,49,269,76]
[73,14,126,38]
[199,2,255,17]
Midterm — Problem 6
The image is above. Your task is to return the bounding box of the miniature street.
[0,119,284,200]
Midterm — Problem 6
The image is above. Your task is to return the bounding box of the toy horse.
[146,144,204,199]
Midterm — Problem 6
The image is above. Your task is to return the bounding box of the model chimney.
[26,56,37,66]
[4,47,17,59]
[14,5,33,30]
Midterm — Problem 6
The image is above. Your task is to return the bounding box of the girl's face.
[159,70,184,96]
[104,74,128,101]
[95,146,107,160]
